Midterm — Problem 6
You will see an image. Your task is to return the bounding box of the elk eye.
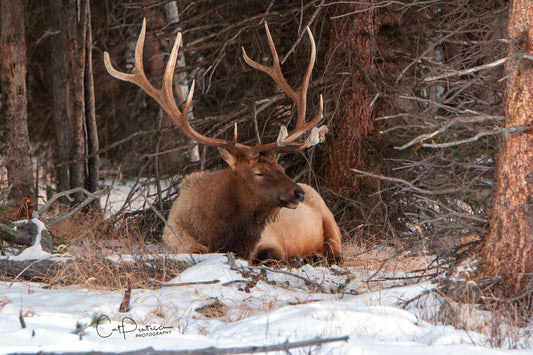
[254,171,264,177]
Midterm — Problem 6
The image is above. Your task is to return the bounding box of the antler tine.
[242,22,323,149]
[104,18,256,155]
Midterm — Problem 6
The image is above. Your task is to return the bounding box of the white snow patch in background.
[101,178,175,215]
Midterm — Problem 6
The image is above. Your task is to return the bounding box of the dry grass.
[24,210,190,289]
[342,241,437,278]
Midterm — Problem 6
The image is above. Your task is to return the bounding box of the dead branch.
[257,265,327,293]
[146,199,197,265]
[38,187,111,225]
[11,335,349,355]
[1,258,60,283]
[420,126,532,149]
[392,114,505,150]
[162,280,220,287]
[351,168,462,196]
[423,57,508,82]
[280,0,325,65]
[325,0,441,19]
[2,254,184,288]
[423,53,533,82]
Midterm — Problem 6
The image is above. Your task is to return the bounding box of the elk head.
[104,19,326,209]
[219,148,305,209]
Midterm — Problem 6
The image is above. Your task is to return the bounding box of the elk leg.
[324,239,344,264]
[252,245,285,264]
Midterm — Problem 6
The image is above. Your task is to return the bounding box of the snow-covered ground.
[1,248,532,354]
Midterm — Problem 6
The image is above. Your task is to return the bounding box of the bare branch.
[12,335,349,355]
[257,265,327,293]
[421,126,531,149]
[351,169,462,195]
[146,199,197,265]
[393,115,505,150]
[423,53,533,82]
[39,187,111,226]
[423,57,508,82]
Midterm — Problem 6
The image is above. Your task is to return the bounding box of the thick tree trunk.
[320,3,378,193]
[483,0,533,295]
[62,0,88,198]
[58,0,98,202]
[50,0,71,194]
[0,0,34,200]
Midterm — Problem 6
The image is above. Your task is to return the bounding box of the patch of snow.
[0,255,531,354]
[9,219,52,261]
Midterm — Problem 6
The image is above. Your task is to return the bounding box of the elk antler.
[104,19,326,158]
[242,22,326,146]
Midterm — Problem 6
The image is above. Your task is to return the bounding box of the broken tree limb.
[423,57,508,82]
[0,219,53,253]
[10,335,349,355]
[38,186,111,226]
[1,258,61,283]
[0,223,34,246]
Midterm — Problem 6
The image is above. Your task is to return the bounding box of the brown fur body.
[252,183,343,262]
[163,151,342,262]
[163,169,278,258]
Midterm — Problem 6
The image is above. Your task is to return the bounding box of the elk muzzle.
[295,186,305,202]
[280,185,305,209]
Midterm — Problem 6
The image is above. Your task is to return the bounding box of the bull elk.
[104,19,342,263]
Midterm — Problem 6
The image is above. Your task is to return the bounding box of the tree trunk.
[0,0,34,200]
[50,0,70,195]
[84,4,99,194]
[319,2,378,193]
[58,0,98,202]
[62,0,88,199]
[483,0,533,296]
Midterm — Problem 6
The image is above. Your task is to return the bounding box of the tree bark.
[320,2,378,193]
[58,0,98,202]
[50,0,71,195]
[483,0,533,295]
[62,0,89,199]
[0,0,34,200]
[84,4,99,194]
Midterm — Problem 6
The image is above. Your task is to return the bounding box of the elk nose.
[294,186,305,202]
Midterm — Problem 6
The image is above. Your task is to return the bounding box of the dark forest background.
[4,0,533,302]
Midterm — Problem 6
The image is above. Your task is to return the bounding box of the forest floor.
[1,235,532,354]
[1,179,532,354]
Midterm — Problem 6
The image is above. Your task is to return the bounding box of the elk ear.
[218,148,238,169]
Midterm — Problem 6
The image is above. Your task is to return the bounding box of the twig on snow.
[12,335,349,355]
[257,265,327,293]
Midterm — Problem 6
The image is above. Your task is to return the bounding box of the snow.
[1,254,531,354]
[9,219,53,261]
